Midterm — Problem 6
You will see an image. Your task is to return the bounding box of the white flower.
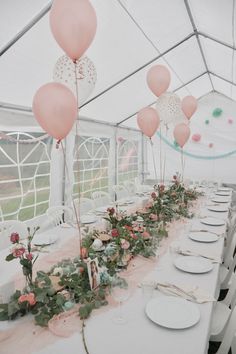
[52,267,63,276]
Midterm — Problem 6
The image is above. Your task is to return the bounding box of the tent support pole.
[184,0,214,91]
[0,2,52,57]
[79,32,195,109]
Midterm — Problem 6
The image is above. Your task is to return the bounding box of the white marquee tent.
[0,0,236,223]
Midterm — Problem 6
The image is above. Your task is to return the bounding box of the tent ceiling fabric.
[0,0,235,128]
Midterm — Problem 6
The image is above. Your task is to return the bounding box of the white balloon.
[53,55,97,106]
[156,92,186,125]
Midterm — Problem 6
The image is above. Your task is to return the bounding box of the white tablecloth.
[0,195,230,354]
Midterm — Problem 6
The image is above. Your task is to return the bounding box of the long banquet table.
[0,192,231,354]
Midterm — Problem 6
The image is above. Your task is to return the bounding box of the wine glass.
[110,277,131,324]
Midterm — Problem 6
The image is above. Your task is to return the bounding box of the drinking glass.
[169,241,180,260]
[140,281,155,305]
[110,277,131,324]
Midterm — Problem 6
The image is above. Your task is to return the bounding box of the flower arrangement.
[6,226,40,288]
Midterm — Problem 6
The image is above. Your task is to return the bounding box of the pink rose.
[10,232,20,244]
[107,207,115,215]
[18,292,36,306]
[149,213,158,221]
[12,246,25,258]
[130,232,138,240]
[142,231,150,239]
[26,253,33,261]
[145,201,153,209]
[159,184,165,192]
[151,192,157,200]
[124,225,133,231]
[81,247,88,259]
[120,239,130,250]
[111,228,119,237]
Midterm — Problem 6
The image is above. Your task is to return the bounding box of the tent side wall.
[0,109,143,224]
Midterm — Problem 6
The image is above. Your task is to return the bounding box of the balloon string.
[73,60,83,257]
[56,139,61,149]
[181,148,184,182]
[162,124,168,184]
[150,138,158,182]
[159,124,163,183]
[61,141,82,252]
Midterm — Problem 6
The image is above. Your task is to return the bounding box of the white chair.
[73,197,95,216]
[123,180,136,195]
[46,206,73,227]
[231,190,236,208]
[211,306,236,354]
[91,191,111,208]
[0,220,28,250]
[210,272,236,342]
[220,231,236,290]
[134,177,153,193]
[112,184,129,201]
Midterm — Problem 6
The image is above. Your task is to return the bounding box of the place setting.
[199,216,226,227]
[211,196,231,204]
[145,296,201,329]
[168,242,217,275]
[141,278,215,330]
[207,205,229,213]
[188,230,219,243]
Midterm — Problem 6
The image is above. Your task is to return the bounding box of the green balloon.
[173,140,179,147]
[212,108,223,117]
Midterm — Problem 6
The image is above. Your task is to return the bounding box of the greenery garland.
[0,175,201,331]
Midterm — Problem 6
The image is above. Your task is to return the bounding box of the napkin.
[177,249,222,263]
[156,282,216,304]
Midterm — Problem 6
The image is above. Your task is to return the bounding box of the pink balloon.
[33,83,78,140]
[192,133,201,142]
[173,123,190,148]
[181,96,197,119]
[146,65,171,97]
[137,107,160,138]
[50,0,97,60]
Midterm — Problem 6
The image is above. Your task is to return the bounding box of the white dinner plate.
[207,205,228,213]
[118,199,134,206]
[200,217,225,226]
[215,192,231,196]
[33,234,58,246]
[189,231,218,243]
[174,256,213,274]
[218,187,231,192]
[80,214,97,224]
[211,197,230,203]
[145,297,200,329]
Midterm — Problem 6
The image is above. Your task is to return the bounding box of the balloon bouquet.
[137,64,198,182]
[33,0,97,145]
[32,0,97,255]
